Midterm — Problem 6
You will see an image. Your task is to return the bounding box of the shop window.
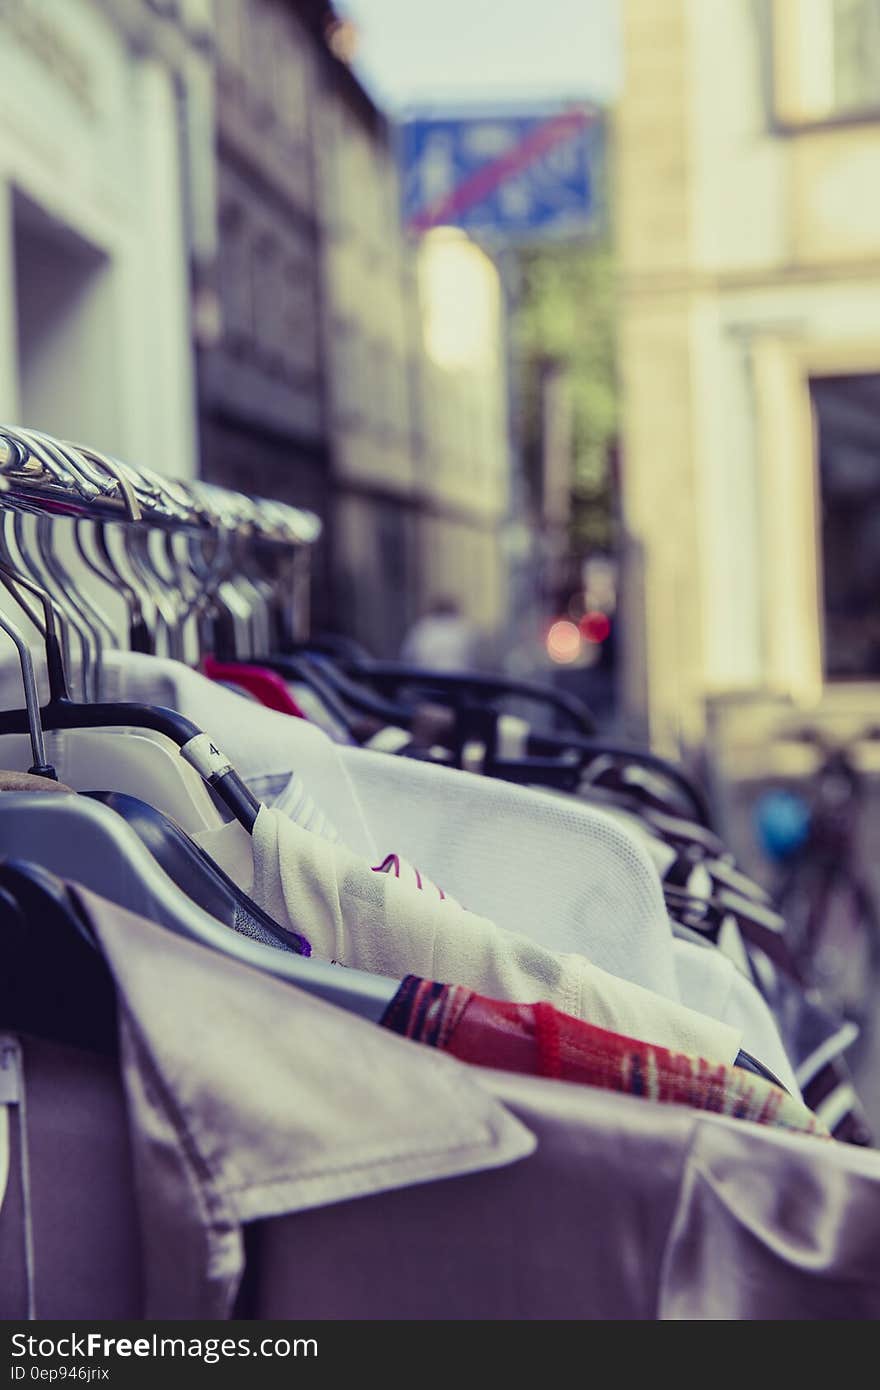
[812,373,880,677]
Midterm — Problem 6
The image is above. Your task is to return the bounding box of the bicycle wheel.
[805,868,880,1058]
[776,855,831,984]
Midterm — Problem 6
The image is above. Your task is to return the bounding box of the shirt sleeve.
[250,806,743,1065]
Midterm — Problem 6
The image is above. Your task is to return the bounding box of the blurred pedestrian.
[400,596,480,671]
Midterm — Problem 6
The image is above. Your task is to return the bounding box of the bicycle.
[756,724,880,1060]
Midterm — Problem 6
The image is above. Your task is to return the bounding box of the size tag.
[0,1037,23,1225]
[181,732,233,781]
[0,1107,8,1223]
[0,1036,22,1105]
[0,1035,33,1315]
[497,714,530,761]
[461,740,486,775]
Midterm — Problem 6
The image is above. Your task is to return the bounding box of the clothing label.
[497,715,530,761]
[0,1036,22,1105]
[0,1037,22,1226]
[181,733,234,781]
[0,1107,9,1224]
[0,1036,34,1316]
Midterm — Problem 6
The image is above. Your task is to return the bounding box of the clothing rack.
[0,425,878,1322]
[0,425,321,545]
[0,423,320,677]
[0,425,321,827]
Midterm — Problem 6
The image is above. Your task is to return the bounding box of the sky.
[335,0,622,115]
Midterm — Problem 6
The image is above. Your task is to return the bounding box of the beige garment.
[236,806,744,1063]
[71,885,534,1319]
[6,960,880,1319]
[246,1070,880,1321]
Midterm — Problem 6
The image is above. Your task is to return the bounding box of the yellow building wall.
[618,0,880,753]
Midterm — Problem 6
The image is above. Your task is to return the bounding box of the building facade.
[204,0,330,625]
[412,230,509,655]
[311,19,421,651]
[0,0,208,478]
[618,0,880,765]
[204,0,511,655]
[1,0,512,656]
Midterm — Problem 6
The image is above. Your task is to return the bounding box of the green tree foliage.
[514,236,618,552]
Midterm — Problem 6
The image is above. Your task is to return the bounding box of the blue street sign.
[398,105,603,240]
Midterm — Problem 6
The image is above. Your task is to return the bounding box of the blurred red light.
[579,610,611,644]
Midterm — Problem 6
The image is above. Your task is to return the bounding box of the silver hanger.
[0,604,51,775]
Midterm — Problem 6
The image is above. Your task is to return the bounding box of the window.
[774,0,880,121]
[812,373,880,678]
[214,0,244,74]
[282,254,319,378]
[251,231,283,370]
[330,320,364,425]
[834,0,880,110]
[217,198,253,351]
[273,12,310,143]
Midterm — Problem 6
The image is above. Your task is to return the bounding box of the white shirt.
[673,939,801,1097]
[0,648,687,1007]
[0,650,785,1076]
[340,745,682,1000]
[209,804,745,1064]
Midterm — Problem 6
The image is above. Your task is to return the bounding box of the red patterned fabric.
[381,976,830,1140]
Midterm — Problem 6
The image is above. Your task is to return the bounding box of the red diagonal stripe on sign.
[408,106,597,232]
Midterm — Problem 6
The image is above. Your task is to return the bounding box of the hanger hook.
[0,602,54,777]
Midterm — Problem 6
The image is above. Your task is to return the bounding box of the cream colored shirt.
[228,806,745,1064]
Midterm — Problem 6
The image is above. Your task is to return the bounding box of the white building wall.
[0,0,198,479]
[688,0,789,272]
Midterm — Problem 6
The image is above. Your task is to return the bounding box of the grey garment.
[6,887,880,1320]
[0,1037,142,1320]
[231,899,299,953]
